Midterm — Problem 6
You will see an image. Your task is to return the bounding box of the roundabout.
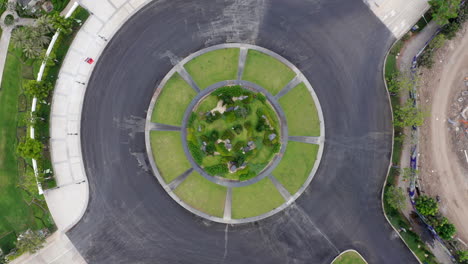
[69,0,421,263]
[145,44,324,223]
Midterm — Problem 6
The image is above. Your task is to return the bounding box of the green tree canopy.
[24,80,53,100]
[385,186,407,210]
[415,195,438,216]
[50,12,74,35]
[17,138,43,160]
[429,0,461,25]
[434,217,456,240]
[15,229,46,254]
[458,250,468,263]
[394,99,424,128]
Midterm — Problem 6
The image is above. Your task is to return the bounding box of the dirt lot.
[418,23,468,245]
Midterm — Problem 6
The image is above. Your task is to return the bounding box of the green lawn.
[184,48,239,89]
[231,177,284,219]
[242,50,296,95]
[150,131,191,183]
[174,171,227,217]
[0,44,54,254]
[151,73,196,126]
[279,83,320,137]
[272,141,318,194]
[332,251,366,264]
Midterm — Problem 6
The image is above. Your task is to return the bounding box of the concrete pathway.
[366,0,430,38]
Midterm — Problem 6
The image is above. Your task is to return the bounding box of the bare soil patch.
[418,23,468,244]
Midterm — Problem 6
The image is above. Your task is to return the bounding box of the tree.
[386,73,414,95]
[36,15,54,34]
[11,26,48,59]
[415,195,438,216]
[385,186,407,210]
[17,138,43,160]
[429,0,461,25]
[457,250,468,263]
[401,168,418,181]
[434,217,456,240]
[24,80,53,100]
[15,229,46,254]
[393,99,424,128]
[50,12,74,34]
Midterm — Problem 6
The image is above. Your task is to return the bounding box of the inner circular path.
[72,0,419,263]
[145,44,324,223]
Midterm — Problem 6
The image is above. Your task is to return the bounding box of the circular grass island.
[145,44,324,223]
[187,85,282,182]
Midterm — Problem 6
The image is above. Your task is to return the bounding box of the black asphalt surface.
[71,0,419,263]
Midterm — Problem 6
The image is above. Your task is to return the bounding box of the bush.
[221,129,235,140]
[457,250,468,263]
[441,22,460,39]
[232,124,243,135]
[429,0,460,25]
[385,186,407,210]
[188,142,204,164]
[24,80,53,101]
[205,112,222,123]
[393,99,424,128]
[4,14,14,25]
[415,195,438,216]
[17,138,43,160]
[212,85,247,98]
[205,164,228,176]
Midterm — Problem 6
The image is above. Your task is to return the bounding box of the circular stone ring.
[145,43,325,224]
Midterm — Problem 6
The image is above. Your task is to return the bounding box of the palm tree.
[11,27,30,50]
[35,15,54,34]
[11,26,48,59]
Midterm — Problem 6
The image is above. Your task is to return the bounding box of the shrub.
[234,106,250,118]
[393,99,424,128]
[4,14,14,25]
[205,112,221,123]
[415,195,438,216]
[15,229,46,254]
[188,142,204,164]
[441,22,460,39]
[24,80,53,100]
[188,112,197,126]
[205,164,228,176]
[429,0,460,25]
[232,124,243,135]
[17,138,43,160]
[457,250,468,263]
[221,129,235,140]
[205,143,216,155]
[385,186,407,210]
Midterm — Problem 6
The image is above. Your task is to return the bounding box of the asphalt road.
[70,0,419,263]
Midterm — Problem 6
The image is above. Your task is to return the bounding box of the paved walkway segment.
[366,0,429,38]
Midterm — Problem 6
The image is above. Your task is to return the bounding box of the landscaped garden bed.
[186,85,281,181]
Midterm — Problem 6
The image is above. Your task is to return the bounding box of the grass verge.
[231,177,284,219]
[150,131,191,183]
[184,48,239,89]
[242,50,295,95]
[272,141,318,194]
[332,251,366,264]
[279,82,320,136]
[151,73,196,126]
[174,171,227,217]
[0,41,54,255]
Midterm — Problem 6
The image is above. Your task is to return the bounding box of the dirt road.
[419,25,468,244]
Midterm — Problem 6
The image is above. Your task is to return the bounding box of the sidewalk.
[394,22,453,264]
[12,0,153,263]
[366,0,430,38]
